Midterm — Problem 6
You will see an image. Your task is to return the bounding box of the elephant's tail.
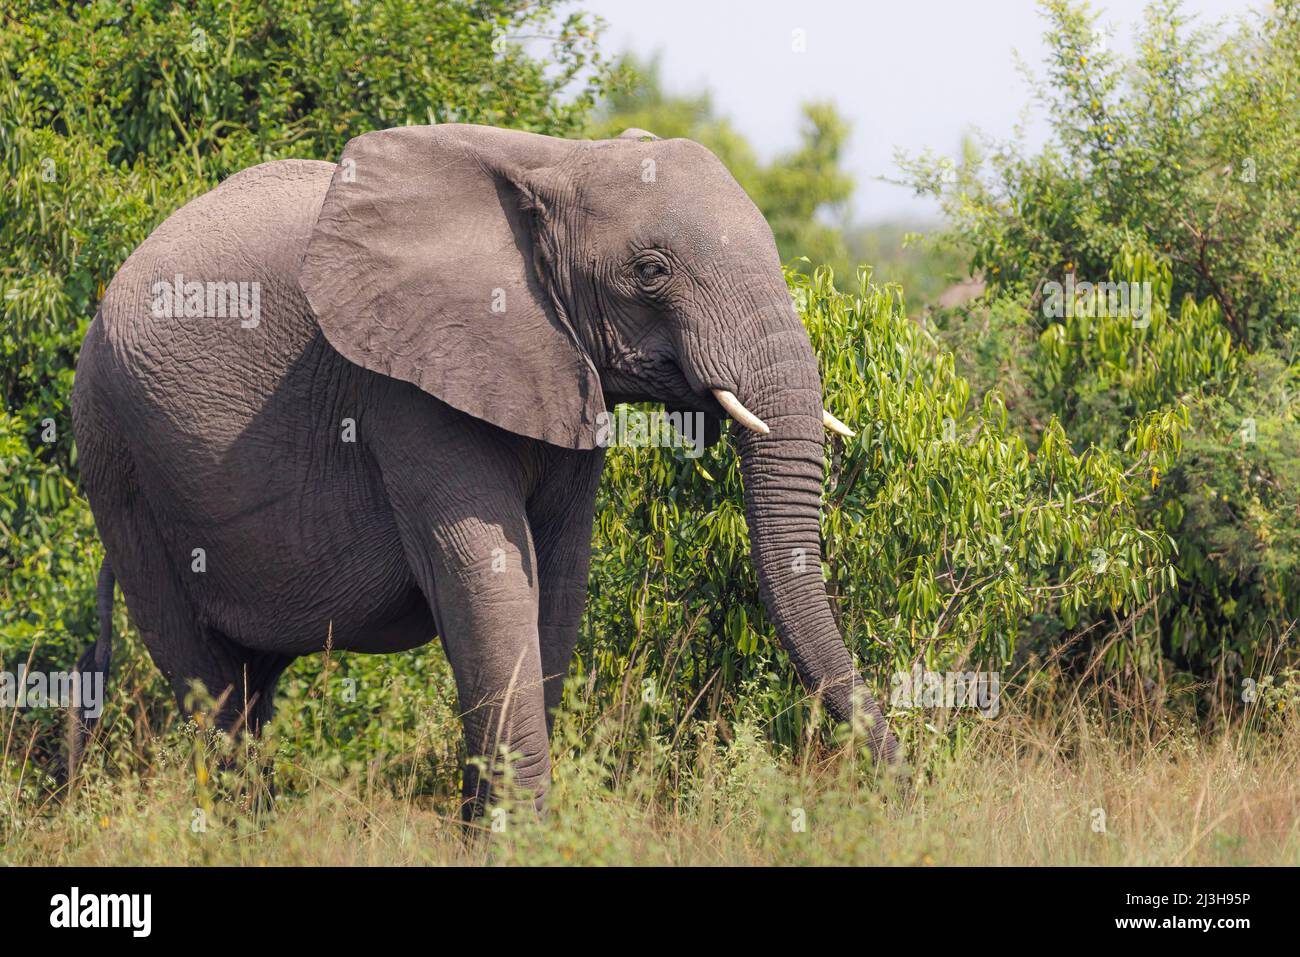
[65,557,115,784]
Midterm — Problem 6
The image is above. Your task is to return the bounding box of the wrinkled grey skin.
[71,124,900,815]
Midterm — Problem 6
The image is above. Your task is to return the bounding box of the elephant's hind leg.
[120,563,290,737]
[85,458,290,740]
[196,637,293,737]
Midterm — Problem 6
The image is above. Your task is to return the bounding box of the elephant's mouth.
[600,352,691,404]
[705,386,852,440]
[662,346,848,440]
[602,352,850,442]
[709,389,769,435]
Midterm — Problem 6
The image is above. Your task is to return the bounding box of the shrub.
[898,0,1300,692]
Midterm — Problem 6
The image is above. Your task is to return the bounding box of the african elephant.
[70,123,900,816]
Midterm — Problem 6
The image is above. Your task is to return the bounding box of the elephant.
[69,123,901,816]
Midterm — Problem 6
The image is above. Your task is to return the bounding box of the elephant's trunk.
[729,326,901,766]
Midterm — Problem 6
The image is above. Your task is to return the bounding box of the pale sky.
[582,0,1262,223]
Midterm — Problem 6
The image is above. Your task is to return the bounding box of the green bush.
[899,0,1300,692]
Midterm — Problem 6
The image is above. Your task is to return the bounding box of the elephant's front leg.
[529,447,606,733]
[376,414,550,821]
[432,531,549,821]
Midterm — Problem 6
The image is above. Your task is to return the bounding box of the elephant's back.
[92,159,337,448]
[100,158,336,378]
[109,158,335,281]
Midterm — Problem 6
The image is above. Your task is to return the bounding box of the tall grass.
[3,634,1296,866]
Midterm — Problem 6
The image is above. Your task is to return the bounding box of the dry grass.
[3,679,1297,866]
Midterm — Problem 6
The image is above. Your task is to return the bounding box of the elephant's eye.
[633,258,670,287]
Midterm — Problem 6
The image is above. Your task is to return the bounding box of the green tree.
[899,0,1300,691]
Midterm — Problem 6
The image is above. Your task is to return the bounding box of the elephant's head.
[301,124,900,765]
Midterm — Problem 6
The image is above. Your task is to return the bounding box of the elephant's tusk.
[711,389,770,435]
[822,409,855,438]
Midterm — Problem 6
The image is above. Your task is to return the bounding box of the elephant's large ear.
[300,125,604,449]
